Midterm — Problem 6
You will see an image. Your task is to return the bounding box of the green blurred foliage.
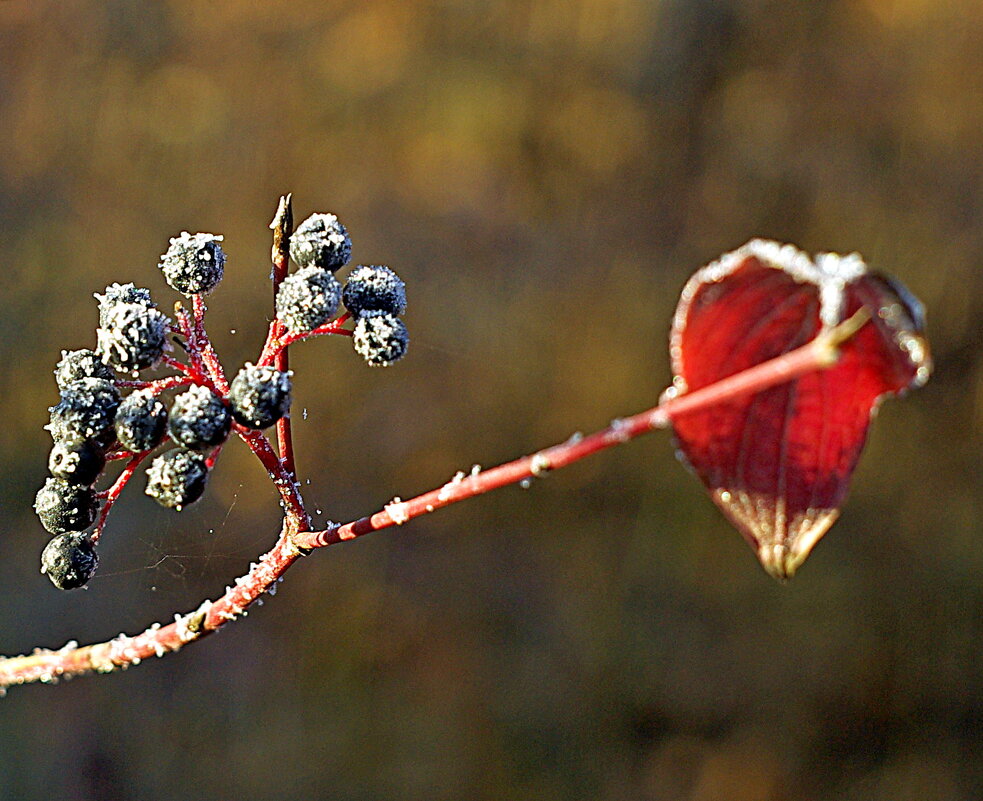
[0,0,980,799]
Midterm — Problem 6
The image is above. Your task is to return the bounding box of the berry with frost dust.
[145,448,209,510]
[47,378,120,446]
[34,477,99,534]
[41,533,99,590]
[95,283,156,327]
[96,302,170,372]
[353,311,409,367]
[159,232,226,296]
[54,349,115,391]
[289,213,351,271]
[168,385,231,451]
[275,266,341,333]
[115,389,168,453]
[48,439,106,486]
[229,364,292,429]
[342,265,407,317]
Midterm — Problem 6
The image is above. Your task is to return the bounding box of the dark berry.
[168,385,230,451]
[159,232,226,296]
[96,302,169,372]
[145,448,208,509]
[275,266,341,332]
[95,283,155,328]
[229,364,292,429]
[41,533,99,590]
[353,311,409,367]
[47,378,120,446]
[115,389,169,453]
[34,477,99,534]
[342,265,407,317]
[48,439,106,486]
[54,349,115,391]
[289,213,351,271]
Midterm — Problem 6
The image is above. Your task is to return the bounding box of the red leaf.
[669,240,931,579]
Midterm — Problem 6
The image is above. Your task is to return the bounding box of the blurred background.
[0,1,980,799]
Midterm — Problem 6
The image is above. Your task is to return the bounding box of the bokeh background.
[0,1,980,799]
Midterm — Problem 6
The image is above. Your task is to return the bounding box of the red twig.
[269,195,296,479]
[91,452,154,543]
[192,294,229,394]
[0,312,865,691]
[258,315,353,366]
[233,423,309,527]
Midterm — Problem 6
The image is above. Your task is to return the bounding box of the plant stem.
[293,312,864,548]
[269,194,296,479]
[0,312,866,691]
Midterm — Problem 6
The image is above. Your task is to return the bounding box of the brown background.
[0,1,980,799]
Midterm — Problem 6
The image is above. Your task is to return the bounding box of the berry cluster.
[277,214,409,367]
[34,205,408,590]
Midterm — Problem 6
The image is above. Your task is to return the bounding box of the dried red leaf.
[669,240,931,579]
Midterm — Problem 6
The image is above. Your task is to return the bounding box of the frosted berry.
[47,378,120,446]
[229,364,292,429]
[342,265,407,317]
[95,283,155,327]
[34,477,99,534]
[115,389,168,453]
[275,266,341,332]
[96,302,169,372]
[159,232,226,296]
[352,311,409,367]
[54,349,115,391]
[41,533,99,590]
[48,439,106,486]
[145,448,208,510]
[168,385,231,451]
[289,213,351,271]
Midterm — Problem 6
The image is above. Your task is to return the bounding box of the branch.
[0,315,862,692]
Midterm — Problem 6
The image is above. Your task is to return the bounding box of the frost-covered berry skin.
[229,364,292,429]
[34,477,99,534]
[41,533,99,590]
[96,302,169,372]
[48,439,106,486]
[342,265,407,317]
[275,266,341,332]
[145,448,208,510]
[352,311,409,367]
[289,213,351,271]
[54,349,115,391]
[47,378,121,446]
[115,389,168,453]
[95,283,155,327]
[159,232,226,296]
[168,385,231,451]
